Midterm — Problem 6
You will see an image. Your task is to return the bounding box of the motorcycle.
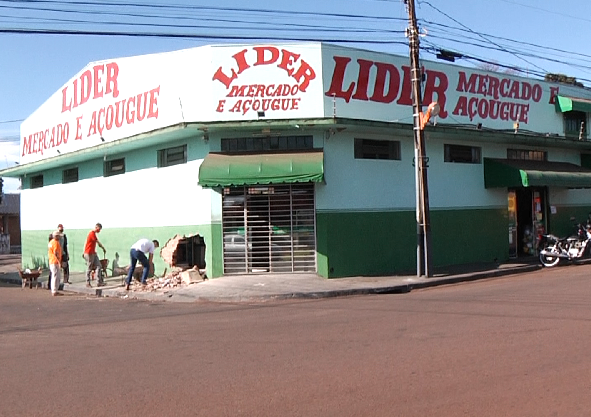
[537,220,591,267]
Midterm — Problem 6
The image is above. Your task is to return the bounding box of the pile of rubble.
[128,266,207,292]
[122,232,208,292]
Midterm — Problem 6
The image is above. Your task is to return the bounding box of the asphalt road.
[2,263,591,417]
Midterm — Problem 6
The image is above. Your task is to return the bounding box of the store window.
[62,167,79,184]
[507,149,547,161]
[221,135,313,152]
[354,139,401,160]
[31,175,44,189]
[158,145,187,168]
[104,158,125,177]
[444,144,481,164]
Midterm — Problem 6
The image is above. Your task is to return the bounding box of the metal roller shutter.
[222,183,316,274]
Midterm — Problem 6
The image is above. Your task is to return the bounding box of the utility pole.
[405,0,432,277]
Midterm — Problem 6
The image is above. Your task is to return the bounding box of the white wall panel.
[21,160,214,230]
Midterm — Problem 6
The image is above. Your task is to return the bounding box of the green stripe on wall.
[317,208,509,278]
[21,224,224,280]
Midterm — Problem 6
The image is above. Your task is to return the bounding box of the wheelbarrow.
[91,258,109,280]
[18,267,43,289]
[91,250,109,280]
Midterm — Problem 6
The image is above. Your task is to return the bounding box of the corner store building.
[4,42,591,278]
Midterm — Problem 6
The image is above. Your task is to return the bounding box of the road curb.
[1,263,544,302]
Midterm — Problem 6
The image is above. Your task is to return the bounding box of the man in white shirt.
[124,238,159,290]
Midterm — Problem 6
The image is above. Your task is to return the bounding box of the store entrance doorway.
[508,187,547,258]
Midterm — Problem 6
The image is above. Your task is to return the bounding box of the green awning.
[555,95,591,113]
[484,158,591,188]
[198,151,324,187]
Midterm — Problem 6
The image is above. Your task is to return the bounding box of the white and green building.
[4,42,591,278]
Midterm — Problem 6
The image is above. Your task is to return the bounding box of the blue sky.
[2,0,591,192]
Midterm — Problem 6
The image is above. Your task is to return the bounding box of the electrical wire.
[1,1,591,87]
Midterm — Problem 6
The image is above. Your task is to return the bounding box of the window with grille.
[444,144,481,164]
[31,175,43,189]
[104,158,125,177]
[221,135,313,152]
[564,111,586,138]
[62,167,79,183]
[158,145,187,167]
[507,149,547,161]
[354,138,401,160]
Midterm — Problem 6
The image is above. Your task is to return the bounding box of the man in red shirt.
[83,223,106,287]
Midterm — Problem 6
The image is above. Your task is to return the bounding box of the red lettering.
[423,69,448,118]
[370,62,400,103]
[351,59,373,101]
[87,111,98,136]
[147,86,159,118]
[22,136,32,156]
[325,56,355,102]
[114,100,126,128]
[79,70,92,105]
[126,96,135,124]
[277,49,299,76]
[105,105,114,131]
[457,72,478,93]
[93,65,104,99]
[488,77,500,100]
[452,96,468,118]
[397,66,413,106]
[549,86,559,104]
[136,92,147,122]
[521,82,532,100]
[105,62,119,98]
[212,49,249,88]
[508,81,520,99]
[216,100,225,112]
[254,46,279,66]
[72,78,80,109]
[75,116,83,140]
[500,79,510,97]
[214,47,316,92]
[61,86,72,113]
[291,59,316,92]
[61,62,120,113]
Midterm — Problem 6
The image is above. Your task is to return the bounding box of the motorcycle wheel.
[539,246,561,267]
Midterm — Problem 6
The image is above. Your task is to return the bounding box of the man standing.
[84,223,106,288]
[124,238,159,291]
[48,232,62,296]
[54,224,70,284]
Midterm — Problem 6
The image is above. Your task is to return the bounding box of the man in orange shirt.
[83,223,106,288]
[48,232,62,296]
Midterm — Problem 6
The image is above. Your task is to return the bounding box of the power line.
[1,0,591,85]
[420,0,548,74]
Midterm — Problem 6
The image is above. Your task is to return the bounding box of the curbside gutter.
[0,262,544,303]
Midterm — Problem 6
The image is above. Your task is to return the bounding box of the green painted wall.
[548,206,591,237]
[21,223,225,279]
[430,208,509,266]
[317,207,509,278]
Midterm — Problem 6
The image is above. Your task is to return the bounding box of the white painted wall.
[20,159,214,231]
[316,131,510,212]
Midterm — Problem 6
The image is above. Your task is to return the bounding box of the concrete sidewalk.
[0,254,543,303]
